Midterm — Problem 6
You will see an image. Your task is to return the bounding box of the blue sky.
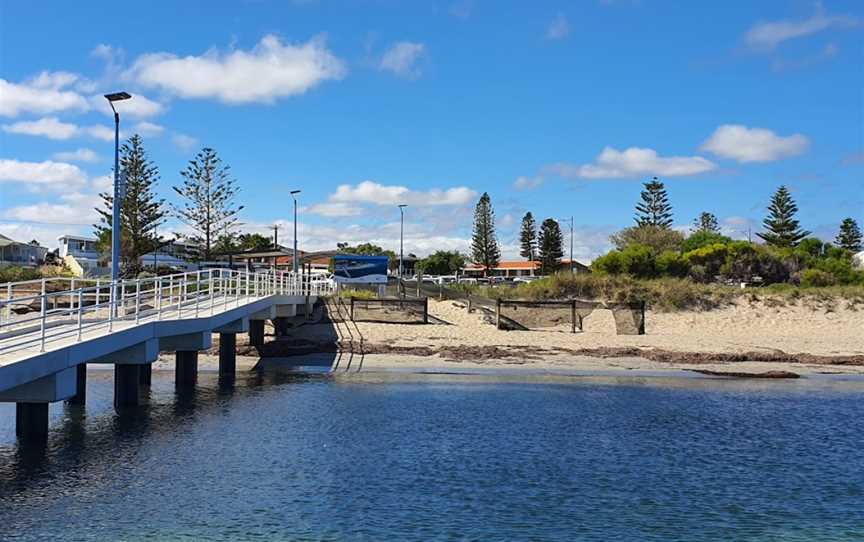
[0,0,861,261]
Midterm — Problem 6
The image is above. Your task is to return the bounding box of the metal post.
[157,277,163,320]
[135,280,140,324]
[398,204,406,279]
[77,289,83,340]
[110,108,121,313]
[210,270,215,315]
[39,282,46,352]
[292,190,300,274]
[95,278,100,308]
[571,299,577,334]
[195,270,201,317]
[5,282,11,322]
[108,281,115,332]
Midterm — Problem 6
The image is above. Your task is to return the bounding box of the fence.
[495,299,645,335]
[349,297,429,324]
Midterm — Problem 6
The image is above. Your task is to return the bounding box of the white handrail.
[0,268,335,356]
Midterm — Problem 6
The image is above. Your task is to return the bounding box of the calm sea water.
[1,368,863,541]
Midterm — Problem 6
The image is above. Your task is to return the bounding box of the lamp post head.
[104,91,132,102]
[290,190,301,195]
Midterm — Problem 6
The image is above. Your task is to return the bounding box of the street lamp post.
[104,91,131,314]
[290,190,301,273]
[398,204,407,278]
[558,216,574,274]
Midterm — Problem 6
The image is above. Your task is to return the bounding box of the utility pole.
[398,204,407,278]
[558,216,575,274]
[271,224,280,271]
[291,190,301,273]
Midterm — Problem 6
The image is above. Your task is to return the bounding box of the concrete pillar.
[114,364,140,408]
[139,364,152,387]
[16,402,49,441]
[272,317,289,338]
[175,350,198,387]
[219,333,236,377]
[249,320,265,347]
[66,363,87,405]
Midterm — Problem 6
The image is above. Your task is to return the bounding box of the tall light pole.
[398,204,407,278]
[291,190,301,273]
[104,91,131,313]
[558,216,574,274]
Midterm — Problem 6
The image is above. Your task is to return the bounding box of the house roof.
[58,234,97,242]
[463,259,589,271]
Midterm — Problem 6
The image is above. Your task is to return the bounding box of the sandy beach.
[153,298,864,379]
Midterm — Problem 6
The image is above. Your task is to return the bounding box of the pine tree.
[172,148,244,261]
[836,218,862,252]
[692,212,720,234]
[757,185,810,248]
[94,134,166,275]
[519,212,537,261]
[538,218,564,274]
[635,177,673,228]
[470,192,500,276]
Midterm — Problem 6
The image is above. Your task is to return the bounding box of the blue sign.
[332,255,389,284]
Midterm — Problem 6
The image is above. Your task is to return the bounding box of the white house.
[58,235,106,276]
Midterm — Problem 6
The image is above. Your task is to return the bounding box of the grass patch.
[454,273,864,312]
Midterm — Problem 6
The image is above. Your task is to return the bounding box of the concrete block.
[89,338,159,365]
[158,332,211,352]
[0,367,77,403]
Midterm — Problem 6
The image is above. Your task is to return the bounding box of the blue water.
[1,369,864,541]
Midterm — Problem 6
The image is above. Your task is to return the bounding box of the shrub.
[592,250,624,275]
[683,243,728,282]
[656,250,690,277]
[800,269,836,288]
[620,244,657,278]
[610,225,685,253]
[681,231,732,252]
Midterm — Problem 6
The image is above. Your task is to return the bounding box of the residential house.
[0,234,49,267]
[462,259,590,278]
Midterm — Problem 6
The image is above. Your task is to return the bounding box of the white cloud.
[304,202,364,217]
[53,148,99,163]
[2,201,98,224]
[546,13,571,40]
[90,174,113,192]
[90,93,164,118]
[171,133,198,151]
[0,159,88,191]
[549,147,716,179]
[512,175,543,191]
[131,121,164,137]
[379,42,425,79]
[0,71,90,117]
[1,117,119,142]
[2,117,79,140]
[700,124,809,163]
[744,4,859,50]
[82,124,116,142]
[127,34,346,104]
[329,180,476,206]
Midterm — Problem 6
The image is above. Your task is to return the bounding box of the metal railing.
[0,268,335,355]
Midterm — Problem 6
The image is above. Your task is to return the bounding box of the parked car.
[513,276,541,284]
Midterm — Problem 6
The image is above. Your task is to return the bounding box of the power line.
[0,218,94,227]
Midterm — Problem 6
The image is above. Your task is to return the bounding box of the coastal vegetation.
[591,182,863,288]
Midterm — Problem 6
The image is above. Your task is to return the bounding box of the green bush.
[681,231,732,252]
[591,250,624,275]
[800,269,836,287]
[620,244,656,278]
[656,250,690,277]
[683,243,728,282]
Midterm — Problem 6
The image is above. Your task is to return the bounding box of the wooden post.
[571,299,577,334]
[350,297,355,321]
[639,301,646,335]
[423,296,428,324]
[495,298,501,330]
[467,297,472,313]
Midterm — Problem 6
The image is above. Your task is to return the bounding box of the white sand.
[152,298,864,378]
